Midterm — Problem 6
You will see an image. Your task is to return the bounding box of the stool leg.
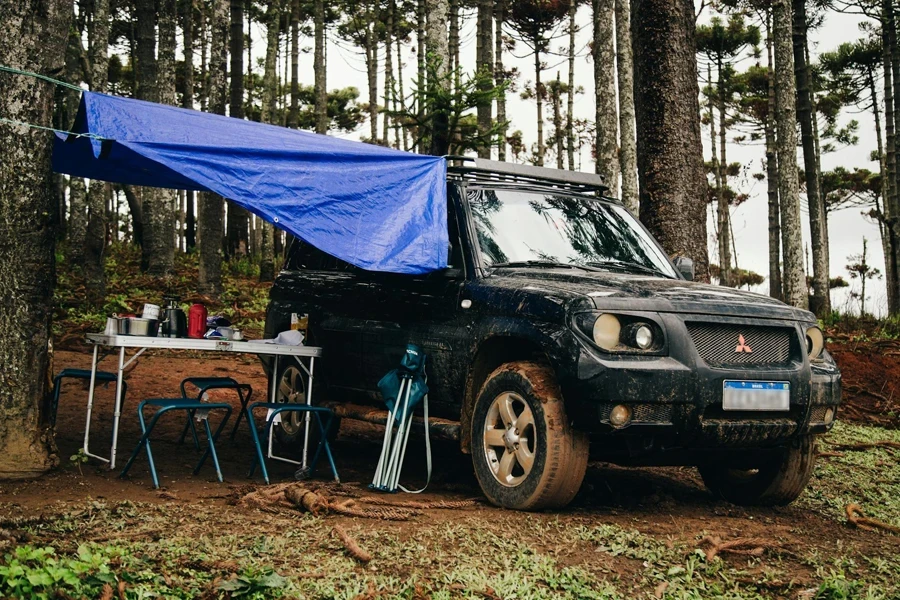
[246,408,271,484]
[315,413,340,483]
[195,408,231,473]
[195,418,224,482]
[120,406,164,489]
[177,410,202,450]
[229,387,251,440]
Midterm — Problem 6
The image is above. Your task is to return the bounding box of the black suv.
[263,158,841,511]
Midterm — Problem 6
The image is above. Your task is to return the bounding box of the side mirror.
[673,256,694,281]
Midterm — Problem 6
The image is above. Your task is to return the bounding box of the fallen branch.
[845,504,900,535]
[698,536,779,561]
[816,451,845,458]
[332,524,372,563]
[358,496,480,510]
[826,441,900,453]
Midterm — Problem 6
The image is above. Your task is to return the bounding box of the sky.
[254,4,885,314]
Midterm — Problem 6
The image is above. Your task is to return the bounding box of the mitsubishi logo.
[735,334,752,353]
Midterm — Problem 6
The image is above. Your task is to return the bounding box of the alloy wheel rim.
[483,391,537,487]
[276,365,306,435]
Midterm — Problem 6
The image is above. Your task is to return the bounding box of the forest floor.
[2,249,900,599]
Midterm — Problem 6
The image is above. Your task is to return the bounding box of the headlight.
[576,312,664,353]
[592,313,621,350]
[806,326,825,360]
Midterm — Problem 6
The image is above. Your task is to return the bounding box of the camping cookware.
[116,317,160,336]
[188,303,208,338]
[142,303,161,320]
[161,296,188,338]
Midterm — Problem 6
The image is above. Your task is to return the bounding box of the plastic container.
[188,303,208,339]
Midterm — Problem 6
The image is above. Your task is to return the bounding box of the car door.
[279,240,372,395]
[358,187,473,416]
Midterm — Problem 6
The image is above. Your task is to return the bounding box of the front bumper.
[562,313,842,449]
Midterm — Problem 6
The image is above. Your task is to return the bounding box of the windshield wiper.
[585,260,670,278]
[490,260,604,272]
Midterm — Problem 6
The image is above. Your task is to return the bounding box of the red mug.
[188,303,208,339]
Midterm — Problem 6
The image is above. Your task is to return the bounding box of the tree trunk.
[554,73,564,169]
[314,0,327,133]
[792,0,827,315]
[773,0,807,308]
[708,64,724,281]
[494,0,507,161]
[633,0,708,279]
[716,57,732,287]
[383,1,394,146]
[534,49,544,166]
[183,0,196,250]
[886,0,900,314]
[477,0,494,158]
[449,0,460,90]
[135,0,161,273]
[426,0,451,156]
[198,0,229,296]
[765,13,782,300]
[64,20,86,266]
[85,0,110,306]
[259,0,281,281]
[288,0,299,128]
[226,0,249,259]
[615,0,637,212]
[566,0,576,170]
[417,0,426,153]
[365,7,379,144]
[150,0,178,277]
[871,71,897,313]
[397,33,407,149]
[592,0,617,187]
[0,0,70,478]
[200,0,208,112]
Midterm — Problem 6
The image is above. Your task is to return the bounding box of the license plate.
[722,380,790,411]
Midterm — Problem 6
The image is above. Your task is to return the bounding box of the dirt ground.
[1,344,899,599]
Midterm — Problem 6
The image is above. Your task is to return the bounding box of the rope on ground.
[332,524,372,563]
[845,503,900,535]
[237,483,422,521]
[698,536,780,561]
[358,496,481,510]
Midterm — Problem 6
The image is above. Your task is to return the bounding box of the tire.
[698,435,818,506]
[470,361,588,511]
[271,364,340,449]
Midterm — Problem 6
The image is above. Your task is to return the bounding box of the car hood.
[487,267,814,322]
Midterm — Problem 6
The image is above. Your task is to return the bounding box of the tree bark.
[199,0,229,295]
[150,0,178,276]
[64,20,86,266]
[765,13,782,300]
[426,0,451,156]
[716,57,732,287]
[226,0,249,258]
[417,0,426,152]
[477,0,494,158]
[773,0,807,308]
[566,0,576,170]
[871,71,896,313]
[633,0,709,279]
[553,73,564,169]
[534,49,544,166]
[313,0,328,133]
[0,0,70,478]
[85,0,111,306]
[183,0,196,250]
[593,0,617,187]
[365,5,379,144]
[258,0,281,282]
[449,0,460,89]
[885,0,900,314]
[792,0,828,315]
[383,0,394,146]
[494,0,507,161]
[615,0,637,212]
[68,175,87,265]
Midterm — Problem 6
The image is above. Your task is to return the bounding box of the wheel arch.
[460,335,552,453]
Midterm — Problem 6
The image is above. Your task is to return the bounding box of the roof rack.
[445,156,609,195]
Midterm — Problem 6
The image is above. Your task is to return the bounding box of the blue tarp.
[52,91,448,274]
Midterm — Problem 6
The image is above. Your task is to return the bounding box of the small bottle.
[297,313,309,336]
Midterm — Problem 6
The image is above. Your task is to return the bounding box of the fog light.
[634,325,653,349]
[824,407,835,425]
[609,404,632,428]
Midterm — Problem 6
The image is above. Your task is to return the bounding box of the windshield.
[468,188,678,278]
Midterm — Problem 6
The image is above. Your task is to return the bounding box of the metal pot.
[116,317,160,337]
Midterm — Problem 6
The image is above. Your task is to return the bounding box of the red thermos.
[188,303,208,339]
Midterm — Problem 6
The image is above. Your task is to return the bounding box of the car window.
[284,239,356,272]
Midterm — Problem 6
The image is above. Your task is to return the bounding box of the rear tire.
[470,361,588,511]
[698,435,817,506]
[271,364,340,449]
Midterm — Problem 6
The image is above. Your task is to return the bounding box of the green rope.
[0,64,108,140]
[0,64,83,92]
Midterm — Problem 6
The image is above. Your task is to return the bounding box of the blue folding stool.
[51,368,127,427]
[176,377,253,447]
[246,402,339,485]
[120,398,232,488]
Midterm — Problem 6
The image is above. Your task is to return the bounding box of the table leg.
[82,345,107,463]
[109,346,126,469]
[301,357,314,470]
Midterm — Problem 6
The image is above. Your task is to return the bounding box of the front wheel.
[698,435,818,506]
[470,361,588,511]
[271,364,340,448]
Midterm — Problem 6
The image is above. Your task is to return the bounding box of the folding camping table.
[82,333,322,470]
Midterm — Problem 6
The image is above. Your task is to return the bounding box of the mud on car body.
[263,158,841,511]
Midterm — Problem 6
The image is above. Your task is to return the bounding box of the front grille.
[686,323,793,367]
[598,403,673,423]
